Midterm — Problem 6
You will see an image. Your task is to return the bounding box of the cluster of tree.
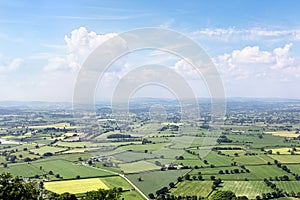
[218,168,249,175]
[158,124,179,132]
[210,190,236,200]
[107,133,132,139]
[0,173,120,200]
[217,135,232,143]
[212,147,242,150]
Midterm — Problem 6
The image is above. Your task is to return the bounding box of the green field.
[247,165,293,180]
[0,163,42,177]
[30,146,67,155]
[44,178,108,194]
[217,181,273,199]
[32,159,114,179]
[118,160,161,173]
[269,155,300,163]
[273,181,300,193]
[234,154,274,165]
[170,181,213,197]
[113,151,158,163]
[126,169,191,195]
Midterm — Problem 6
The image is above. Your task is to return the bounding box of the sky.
[0,0,300,101]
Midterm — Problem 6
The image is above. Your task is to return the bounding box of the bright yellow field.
[28,122,81,129]
[267,147,300,155]
[265,131,299,138]
[44,178,108,194]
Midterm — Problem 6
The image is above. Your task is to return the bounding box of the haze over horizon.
[0,1,300,101]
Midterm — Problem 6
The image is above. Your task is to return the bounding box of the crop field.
[44,178,108,194]
[118,160,161,173]
[32,159,114,179]
[204,151,233,166]
[170,181,213,197]
[267,147,300,155]
[265,131,299,138]
[234,154,274,165]
[126,169,191,195]
[269,155,300,163]
[217,181,273,199]
[30,146,67,155]
[273,181,300,193]
[286,164,300,174]
[247,165,293,180]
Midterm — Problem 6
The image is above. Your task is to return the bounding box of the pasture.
[126,169,191,195]
[118,160,160,173]
[32,159,114,179]
[170,181,212,197]
[217,181,273,199]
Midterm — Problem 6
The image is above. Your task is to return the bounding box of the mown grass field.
[0,163,42,177]
[217,181,273,199]
[170,181,212,197]
[273,181,300,193]
[30,146,67,155]
[113,151,158,163]
[118,160,160,173]
[44,178,108,194]
[269,155,300,163]
[247,165,293,180]
[126,169,191,195]
[234,154,274,165]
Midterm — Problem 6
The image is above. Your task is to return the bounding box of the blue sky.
[0,0,299,101]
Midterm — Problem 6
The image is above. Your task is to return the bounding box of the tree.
[148,193,155,199]
[169,182,175,188]
[0,173,39,200]
[82,188,120,200]
[210,190,236,200]
[48,192,78,200]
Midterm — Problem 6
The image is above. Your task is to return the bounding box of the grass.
[126,169,191,195]
[234,154,274,165]
[121,143,167,153]
[0,163,42,177]
[273,181,300,193]
[113,151,158,163]
[217,181,273,199]
[30,146,67,155]
[44,178,108,194]
[268,155,300,163]
[247,165,293,180]
[101,176,132,190]
[204,151,233,166]
[170,181,212,197]
[32,159,114,179]
[118,160,161,173]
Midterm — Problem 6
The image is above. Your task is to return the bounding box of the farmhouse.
[165,163,183,169]
[88,155,110,162]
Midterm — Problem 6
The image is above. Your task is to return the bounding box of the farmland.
[0,99,300,199]
[44,178,109,194]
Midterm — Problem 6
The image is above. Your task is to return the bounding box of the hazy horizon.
[0,1,299,101]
